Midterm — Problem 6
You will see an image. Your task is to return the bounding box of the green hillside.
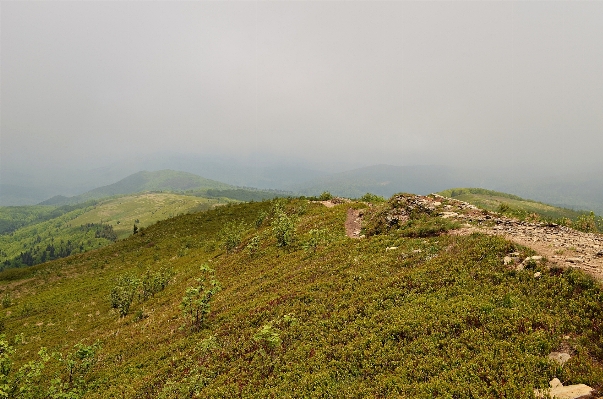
[0,202,96,235]
[0,196,601,397]
[70,193,224,239]
[439,188,603,232]
[0,193,224,270]
[39,170,236,205]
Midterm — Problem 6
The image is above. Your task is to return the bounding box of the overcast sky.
[2,1,603,182]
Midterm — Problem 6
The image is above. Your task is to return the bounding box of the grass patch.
[0,196,601,397]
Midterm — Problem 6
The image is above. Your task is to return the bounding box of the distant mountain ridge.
[38,170,235,205]
[292,164,477,198]
[292,164,603,216]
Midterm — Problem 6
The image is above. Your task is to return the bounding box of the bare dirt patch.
[345,209,363,239]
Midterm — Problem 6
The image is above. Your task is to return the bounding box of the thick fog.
[2,1,603,190]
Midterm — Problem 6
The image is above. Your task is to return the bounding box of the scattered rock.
[548,352,571,366]
[503,256,514,266]
[385,246,398,251]
[535,378,595,399]
[566,257,584,263]
[412,249,422,253]
[534,272,542,278]
[440,212,459,219]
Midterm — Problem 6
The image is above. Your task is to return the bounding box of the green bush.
[574,212,598,233]
[110,274,139,317]
[318,191,333,201]
[246,235,261,257]
[139,268,173,302]
[271,209,297,247]
[0,336,100,398]
[253,322,281,350]
[219,220,248,253]
[181,264,221,331]
[360,193,385,203]
[302,228,328,253]
[1,293,12,309]
[255,211,268,229]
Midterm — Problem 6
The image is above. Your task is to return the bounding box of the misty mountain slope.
[0,184,57,206]
[1,197,602,397]
[493,176,603,216]
[38,170,235,205]
[292,164,476,198]
[292,164,603,216]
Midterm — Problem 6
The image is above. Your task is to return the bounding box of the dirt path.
[345,209,363,239]
[440,195,603,281]
[317,195,603,280]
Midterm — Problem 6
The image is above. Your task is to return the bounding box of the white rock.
[534,272,542,278]
[385,246,398,251]
[550,378,563,389]
[535,379,594,399]
[440,212,459,219]
[547,352,571,366]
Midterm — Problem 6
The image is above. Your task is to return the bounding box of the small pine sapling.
[181,265,221,331]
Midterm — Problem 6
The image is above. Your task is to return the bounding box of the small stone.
[550,384,593,399]
[550,378,563,389]
[440,212,459,219]
[534,272,542,278]
[412,249,422,253]
[385,246,398,251]
[548,352,571,366]
[503,256,514,265]
[510,252,520,256]
[566,257,583,263]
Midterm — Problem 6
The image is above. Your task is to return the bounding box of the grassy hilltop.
[0,195,602,397]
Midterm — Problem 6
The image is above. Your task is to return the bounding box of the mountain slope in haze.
[39,170,235,205]
[292,164,476,198]
[1,197,602,397]
[293,164,603,216]
[0,184,57,206]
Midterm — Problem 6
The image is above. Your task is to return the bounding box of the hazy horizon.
[2,1,603,196]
